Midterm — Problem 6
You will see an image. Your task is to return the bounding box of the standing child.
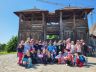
[70,41,75,54]
[75,40,82,53]
[57,40,63,55]
[17,44,24,65]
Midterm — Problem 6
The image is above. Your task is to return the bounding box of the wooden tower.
[14,7,93,41]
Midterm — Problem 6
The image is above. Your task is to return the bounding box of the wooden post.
[42,12,46,40]
[31,14,33,39]
[60,11,63,40]
[73,13,76,42]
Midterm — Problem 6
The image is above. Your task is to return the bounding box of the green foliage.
[5,36,18,52]
[47,35,59,39]
[0,43,6,51]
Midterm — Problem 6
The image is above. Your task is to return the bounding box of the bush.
[5,36,18,52]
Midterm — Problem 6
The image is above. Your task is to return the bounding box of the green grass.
[0,51,17,55]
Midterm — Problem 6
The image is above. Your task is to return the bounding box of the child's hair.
[71,41,74,45]
[74,52,79,56]
[37,49,40,54]
[26,38,30,43]
[31,49,35,53]
[17,44,22,48]
[78,52,82,55]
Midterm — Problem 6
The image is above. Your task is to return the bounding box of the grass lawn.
[0,51,17,55]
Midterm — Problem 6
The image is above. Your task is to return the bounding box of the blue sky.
[0,0,96,43]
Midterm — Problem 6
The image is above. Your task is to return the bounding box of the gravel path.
[0,54,96,72]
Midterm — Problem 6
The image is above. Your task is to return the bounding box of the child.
[57,40,63,54]
[73,52,78,66]
[37,50,43,63]
[75,53,85,67]
[70,41,75,54]
[75,40,82,53]
[63,49,68,64]
[78,53,86,67]
[47,51,53,64]
[22,50,32,68]
[30,49,37,64]
[47,42,54,53]
[66,38,71,51]
[65,52,73,66]
[17,44,24,65]
[42,48,48,65]
[22,54,28,67]
[55,51,64,64]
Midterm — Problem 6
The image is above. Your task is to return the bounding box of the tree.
[5,36,18,52]
[0,43,6,51]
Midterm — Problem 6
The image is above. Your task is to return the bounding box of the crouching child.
[22,50,32,68]
[78,53,86,67]
[65,52,73,66]
[75,53,86,67]
[55,51,64,64]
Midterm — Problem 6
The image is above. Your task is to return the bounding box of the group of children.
[17,38,88,68]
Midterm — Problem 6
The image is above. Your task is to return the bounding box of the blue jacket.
[48,45,54,52]
[24,43,30,54]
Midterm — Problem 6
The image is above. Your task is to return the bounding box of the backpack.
[79,55,85,62]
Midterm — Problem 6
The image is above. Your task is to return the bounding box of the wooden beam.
[73,13,77,41]
[42,12,46,40]
[60,11,63,40]
[18,14,23,41]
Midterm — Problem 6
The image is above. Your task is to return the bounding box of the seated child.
[30,49,37,64]
[42,48,48,65]
[73,52,79,66]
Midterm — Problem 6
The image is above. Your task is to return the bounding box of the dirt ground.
[0,54,96,72]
